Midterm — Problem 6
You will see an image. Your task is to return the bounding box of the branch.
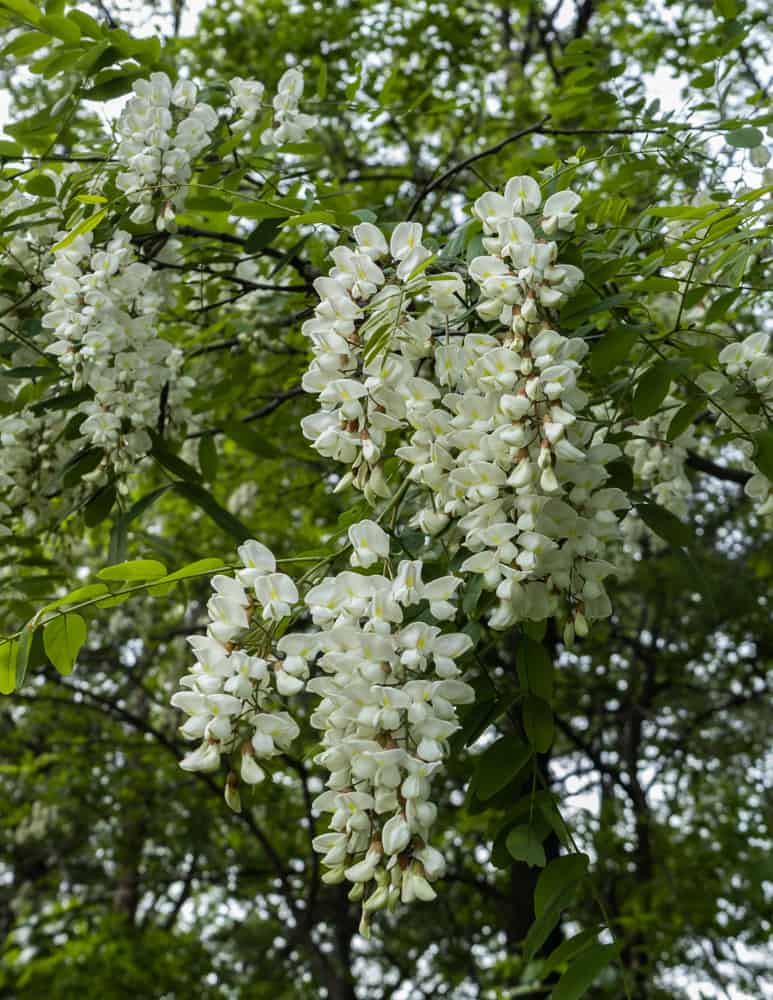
[187,387,304,439]
[406,116,551,219]
[686,451,751,486]
[175,226,320,283]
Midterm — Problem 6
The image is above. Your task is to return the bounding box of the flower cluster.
[705,331,773,513]
[0,176,94,530]
[42,229,193,476]
[171,540,303,802]
[300,218,465,500]
[306,545,473,928]
[115,69,316,228]
[301,177,627,638]
[623,396,696,517]
[260,68,318,146]
[169,524,475,924]
[115,72,220,227]
[0,407,74,532]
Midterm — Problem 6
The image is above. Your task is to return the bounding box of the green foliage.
[0,0,770,996]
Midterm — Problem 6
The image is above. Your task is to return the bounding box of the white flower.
[392,560,423,605]
[172,78,198,109]
[349,519,390,568]
[503,175,542,215]
[354,222,389,259]
[240,750,266,785]
[381,813,411,855]
[237,539,277,581]
[180,742,221,772]
[254,572,299,620]
[542,189,581,233]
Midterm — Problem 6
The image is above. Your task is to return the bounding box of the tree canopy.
[0,0,770,998]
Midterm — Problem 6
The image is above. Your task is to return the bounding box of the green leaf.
[632,359,681,420]
[518,637,554,701]
[83,484,116,527]
[542,929,602,977]
[97,559,167,582]
[231,200,294,220]
[589,326,640,378]
[41,583,109,613]
[666,399,704,441]
[462,574,484,620]
[636,502,692,547]
[52,207,108,252]
[550,943,617,1000]
[752,430,773,480]
[704,289,740,324]
[281,210,337,227]
[648,203,718,219]
[222,421,281,459]
[0,139,24,156]
[523,882,577,959]
[636,276,680,292]
[523,693,554,753]
[713,0,740,17]
[604,458,634,493]
[1,30,49,58]
[25,175,58,199]
[505,825,546,867]
[61,447,103,488]
[725,126,763,149]
[43,613,86,676]
[75,194,108,205]
[186,191,232,213]
[109,486,170,563]
[473,736,534,800]
[31,388,92,414]
[39,13,80,43]
[14,622,34,687]
[0,365,57,378]
[197,434,219,481]
[0,639,17,694]
[160,558,229,583]
[173,482,253,544]
[0,0,42,24]
[335,500,371,531]
[82,68,144,101]
[244,218,282,253]
[150,436,202,483]
[316,58,328,100]
[68,10,102,36]
[535,854,589,917]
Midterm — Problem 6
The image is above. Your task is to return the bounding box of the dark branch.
[686,452,752,486]
[407,117,551,219]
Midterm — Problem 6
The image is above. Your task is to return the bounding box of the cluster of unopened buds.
[170,523,475,929]
[301,176,628,640]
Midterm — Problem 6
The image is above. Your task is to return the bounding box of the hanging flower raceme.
[300,219,466,503]
[41,229,193,480]
[170,539,305,796]
[702,331,773,514]
[115,69,317,229]
[300,176,628,641]
[305,550,472,934]
[169,526,475,928]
